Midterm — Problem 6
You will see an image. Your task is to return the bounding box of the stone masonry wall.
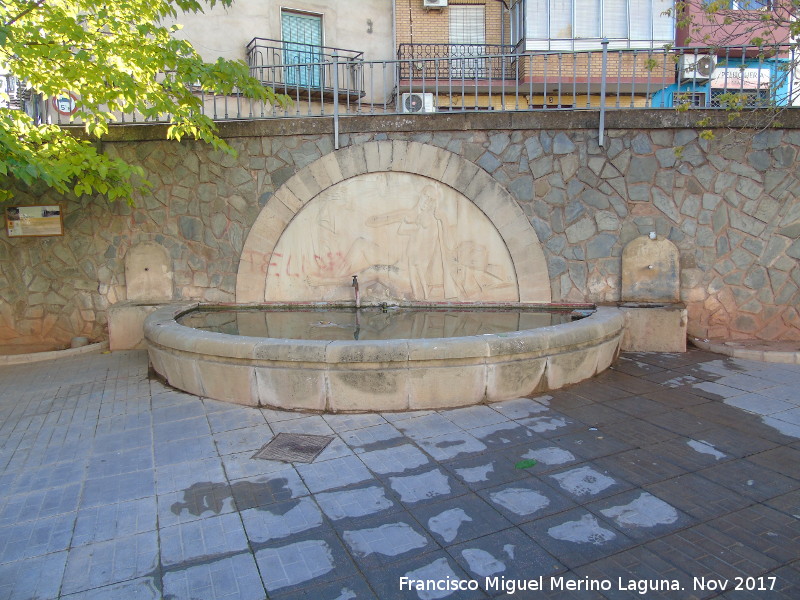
[0,112,798,347]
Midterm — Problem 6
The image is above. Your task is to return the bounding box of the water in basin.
[178,306,582,341]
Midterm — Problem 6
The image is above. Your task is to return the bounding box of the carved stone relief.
[264,173,518,303]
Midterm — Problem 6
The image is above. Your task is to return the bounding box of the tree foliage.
[0,0,284,203]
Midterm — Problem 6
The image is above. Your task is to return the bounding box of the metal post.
[599,38,608,147]
[332,52,340,150]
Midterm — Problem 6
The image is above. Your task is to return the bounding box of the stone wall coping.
[0,341,109,365]
[691,338,800,364]
[65,109,800,143]
[144,303,625,366]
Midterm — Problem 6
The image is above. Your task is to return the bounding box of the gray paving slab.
[1,348,800,600]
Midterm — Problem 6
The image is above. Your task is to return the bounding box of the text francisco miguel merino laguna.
[399,575,687,595]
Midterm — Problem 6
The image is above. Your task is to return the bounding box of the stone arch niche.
[237,141,551,304]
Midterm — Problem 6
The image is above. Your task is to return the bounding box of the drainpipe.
[332,52,340,150]
[599,38,608,147]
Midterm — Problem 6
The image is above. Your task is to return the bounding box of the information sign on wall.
[5,205,64,237]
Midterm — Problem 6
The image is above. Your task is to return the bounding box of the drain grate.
[252,432,335,463]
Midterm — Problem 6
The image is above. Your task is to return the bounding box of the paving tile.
[570,380,636,403]
[548,430,633,460]
[254,529,358,595]
[160,512,249,567]
[241,497,325,544]
[491,396,553,419]
[154,435,218,466]
[338,512,437,568]
[743,446,800,481]
[154,414,211,443]
[358,443,430,475]
[440,405,508,430]
[271,415,335,436]
[61,531,159,595]
[73,497,157,546]
[296,455,373,493]
[92,427,152,454]
[415,430,488,461]
[339,423,405,453]
[520,508,634,569]
[271,576,377,600]
[393,413,463,440]
[229,468,309,511]
[385,466,468,507]
[313,436,355,462]
[724,393,797,416]
[0,482,82,526]
[206,406,268,434]
[155,456,226,494]
[644,525,779,584]
[80,469,155,508]
[158,482,237,527]
[151,400,208,424]
[7,458,88,495]
[546,464,633,503]
[214,425,274,456]
[595,417,679,448]
[162,551,261,600]
[443,450,531,490]
[644,473,753,520]
[321,413,387,433]
[503,442,581,474]
[645,437,733,471]
[221,451,295,482]
[695,459,798,502]
[556,403,631,427]
[87,445,153,478]
[479,478,575,525]
[315,482,400,522]
[705,505,800,564]
[593,448,688,487]
[468,420,539,448]
[764,489,800,518]
[518,413,586,437]
[449,527,565,585]
[0,511,76,562]
[585,489,694,541]
[410,493,513,546]
[60,577,160,600]
[0,551,68,600]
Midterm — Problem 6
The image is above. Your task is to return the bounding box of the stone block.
[619,304,687,352]
[109,303,161,350]
[545,347,600,389]
[328,368,410,412]
[407,363,487,409]
[198,361,257,406]
[255,366,326,411]
[486,357,546,401]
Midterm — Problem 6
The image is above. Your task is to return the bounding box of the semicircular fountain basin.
[144,303,625,412]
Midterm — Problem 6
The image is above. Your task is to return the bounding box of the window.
[281,10,323,87]
[710,89,770,107]
[449,6,487,77]
[674,91,708,107]
[728,0,772,9]
[521,0,675,50]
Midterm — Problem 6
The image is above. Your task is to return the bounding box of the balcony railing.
[397,44,516,80]
[23,44,800,126]
[246,38,365,101]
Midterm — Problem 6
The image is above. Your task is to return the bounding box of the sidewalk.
[0,348,798,599]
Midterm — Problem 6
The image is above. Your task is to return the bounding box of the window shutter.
[604,0,629,39]
[449,6,486,44]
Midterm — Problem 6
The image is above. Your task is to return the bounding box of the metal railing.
[25,44,800,128]
[397,44,515,80]
[246,38,365,101]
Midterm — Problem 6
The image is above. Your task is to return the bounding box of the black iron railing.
[397,44,516,80]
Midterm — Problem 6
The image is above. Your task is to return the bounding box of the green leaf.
[514,459,538,469]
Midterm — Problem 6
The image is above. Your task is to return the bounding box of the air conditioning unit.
[679,54,717,81]
[400,92,436,113]
[423,0,448,8]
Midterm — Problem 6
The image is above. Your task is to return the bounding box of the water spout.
[351,275,360,308]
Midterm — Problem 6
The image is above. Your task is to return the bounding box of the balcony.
[246,38,365,102]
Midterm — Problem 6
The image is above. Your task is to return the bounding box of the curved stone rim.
[144,304,623,412]
[236,141,551,304]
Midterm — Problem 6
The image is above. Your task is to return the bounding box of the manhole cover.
[252,432,335,463]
